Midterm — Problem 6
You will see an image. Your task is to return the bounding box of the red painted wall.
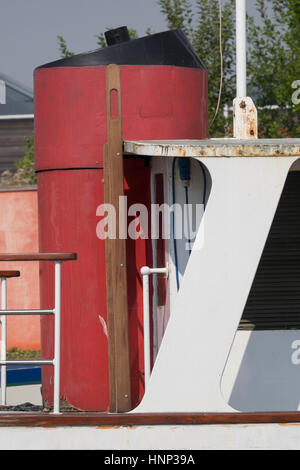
[0,188,40,350]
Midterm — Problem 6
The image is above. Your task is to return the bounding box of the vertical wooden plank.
[104,64,131,412]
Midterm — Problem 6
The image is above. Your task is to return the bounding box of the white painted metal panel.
[132,156,299,412]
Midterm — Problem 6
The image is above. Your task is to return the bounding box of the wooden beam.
[0,253,77,261]
[0,271,20,278]
[2,411,300,427]
[104,64,131,413]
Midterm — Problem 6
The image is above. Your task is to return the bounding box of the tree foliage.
[157,0,194,40]
[247,0,300,137]
[158,0,236,136]
[159,0,300,137]
[0,136,37,186]
[57,35,75,58]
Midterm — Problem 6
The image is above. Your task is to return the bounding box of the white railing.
[0,253,76,414]
[140,265,168,389]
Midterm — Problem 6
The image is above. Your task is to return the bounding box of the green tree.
[15,136,36,184]
[57,35,75,57]
[0,136,37,187]
[157,0,194,40]
[247,0,300,137]
[158,0,300,137]
[158,0,236,137]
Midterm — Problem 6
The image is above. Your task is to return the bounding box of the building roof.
[0,72,34,116]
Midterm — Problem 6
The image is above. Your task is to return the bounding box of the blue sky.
[1,0,261,89]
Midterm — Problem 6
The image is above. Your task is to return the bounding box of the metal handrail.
[140,265,168,390]
[2,309,54,315]
[0,253,77,414]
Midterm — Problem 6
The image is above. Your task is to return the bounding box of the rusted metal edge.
[124,139,300,158]
[1,412,300,427]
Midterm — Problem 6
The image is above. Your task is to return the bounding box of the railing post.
[1,277,7,406]
[53,261,62,414]
[141,267,151,388]
[0,254,76,414]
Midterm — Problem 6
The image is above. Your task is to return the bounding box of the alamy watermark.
[96,196,204,251]
[292,80,300,105]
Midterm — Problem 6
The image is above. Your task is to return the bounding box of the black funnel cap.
[36,29,206,70]
[105,26,130,46]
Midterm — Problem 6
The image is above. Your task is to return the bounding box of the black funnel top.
[105,26,131,46]
[36,29,206,70]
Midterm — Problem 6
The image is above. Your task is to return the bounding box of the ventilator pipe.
[105,26,130,46]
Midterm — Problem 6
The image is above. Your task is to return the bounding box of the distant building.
[0,72,34,173]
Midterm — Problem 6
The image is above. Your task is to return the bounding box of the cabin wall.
[150,159,300,412]
[0,186,40,350]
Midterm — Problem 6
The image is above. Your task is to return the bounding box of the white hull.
[0,422,300,450]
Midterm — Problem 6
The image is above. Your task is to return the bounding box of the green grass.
[6,348,41,360]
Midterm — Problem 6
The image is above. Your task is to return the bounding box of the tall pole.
[53,261,61,414]
[234,0,257,138]
[236,0,247,97]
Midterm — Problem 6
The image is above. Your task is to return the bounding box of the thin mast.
[236,0,247,97]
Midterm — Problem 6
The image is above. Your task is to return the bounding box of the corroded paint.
[233,97,258,139]
[124,138,300,158]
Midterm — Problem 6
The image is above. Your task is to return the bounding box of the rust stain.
[278,423,300,427]
[235,148,244,156]
[124,140,300,159]
[96,425,122,429]
[96,425,137,430]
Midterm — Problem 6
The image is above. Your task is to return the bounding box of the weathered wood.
[0,271,20,278]
[0,253,77,261]
[1,411,300,427]
[104,64,131,413]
